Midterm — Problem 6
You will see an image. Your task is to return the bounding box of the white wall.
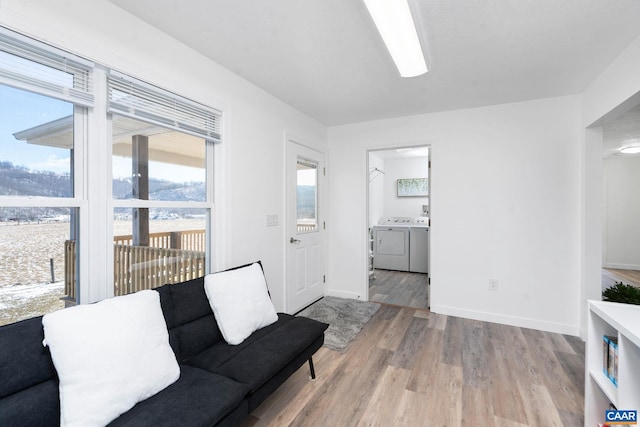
[603,156,640,270]
[583,36,640,129]
[368,154,429,227]
[328,95,582,334]
[382,157,428,218]
[581,34,640,336]
[368,153,385,227]
[0,0,328,312]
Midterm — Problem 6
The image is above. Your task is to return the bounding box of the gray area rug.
[297,296,380,351]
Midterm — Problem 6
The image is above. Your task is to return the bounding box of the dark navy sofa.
[0,270,328,426]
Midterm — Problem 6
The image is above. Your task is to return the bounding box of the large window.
[110,116,211,296]
[0,29,91,324]
[108,73,218,296]
[0,29,221,322]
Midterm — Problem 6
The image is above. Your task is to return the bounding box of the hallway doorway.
[367,146,430,310]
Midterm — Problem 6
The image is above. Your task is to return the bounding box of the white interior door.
[286,140,325,313]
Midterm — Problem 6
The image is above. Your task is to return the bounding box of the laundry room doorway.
[367,146,430,310]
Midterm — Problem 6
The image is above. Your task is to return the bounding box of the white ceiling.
[109,0,640,127]
[371,146,429,161]
[603,104,640,158]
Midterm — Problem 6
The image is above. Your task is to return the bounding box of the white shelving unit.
[585,300,640,426]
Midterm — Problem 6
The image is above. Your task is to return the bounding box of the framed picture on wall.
[397,178,428,197]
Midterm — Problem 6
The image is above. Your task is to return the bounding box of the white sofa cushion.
[42,290,180,427]
[204,262,278,345]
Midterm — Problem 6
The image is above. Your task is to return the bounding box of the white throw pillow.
[42,290,180,427]
[204,262,278,345]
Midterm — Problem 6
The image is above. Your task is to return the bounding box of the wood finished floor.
[241,305,585,427]
[369,269,429,310]
[602,268,640,290]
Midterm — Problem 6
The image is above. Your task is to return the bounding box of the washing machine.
[409,217,429,274]
[372,217,411,271]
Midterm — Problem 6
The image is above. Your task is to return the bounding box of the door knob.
[290,237,301,244]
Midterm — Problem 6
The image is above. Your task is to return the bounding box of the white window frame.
[0,27,222,308]
[0,28,91,304]
[107,72,217,296]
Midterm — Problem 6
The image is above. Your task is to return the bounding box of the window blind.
[107,71,222,143]
[0,27,94,107]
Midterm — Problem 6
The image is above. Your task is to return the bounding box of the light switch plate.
[265,214,278,227]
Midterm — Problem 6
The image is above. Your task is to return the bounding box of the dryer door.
[376,229,407,255]
[373,227,410,271]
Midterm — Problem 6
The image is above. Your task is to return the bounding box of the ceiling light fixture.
[620,145,640,154]
[363,0,428,78]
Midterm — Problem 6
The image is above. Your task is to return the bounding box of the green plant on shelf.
[603,281,640,305]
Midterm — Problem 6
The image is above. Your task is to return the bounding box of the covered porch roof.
[12,114,205,168]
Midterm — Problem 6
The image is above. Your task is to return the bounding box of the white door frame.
[364,143,432,305]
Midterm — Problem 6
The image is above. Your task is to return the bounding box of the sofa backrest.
[0,261,265,425]
[156,261,267,363]
[0,316,60,426]
[156,277,223,363]
[0,280,221,425]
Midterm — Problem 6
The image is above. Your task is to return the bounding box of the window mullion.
[82,66,111,304]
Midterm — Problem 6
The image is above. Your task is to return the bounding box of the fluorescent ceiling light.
[620,145,640,154]
[363,0,428,78]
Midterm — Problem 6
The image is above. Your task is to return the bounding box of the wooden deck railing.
[64,229,205,301]
[64,240,76,301]
[113,229,206,252]
[297,223,317,232]
[113,244,205,296]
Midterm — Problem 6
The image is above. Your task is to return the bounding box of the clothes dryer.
[372,217,411,271]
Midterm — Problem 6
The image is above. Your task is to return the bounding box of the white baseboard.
[578,326,586,342]
[430,304,580,336]
[326,289,363,301]
[603,263,640,271]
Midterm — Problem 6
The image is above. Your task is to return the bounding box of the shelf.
[590,301,640,349]
[585,300,640,426]
[589,369,617,405]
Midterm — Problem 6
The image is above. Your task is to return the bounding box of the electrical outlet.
[488,279,499,292]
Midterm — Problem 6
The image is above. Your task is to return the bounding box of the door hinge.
[323,275,326,283]
[323,167,326,176]
[323,221,326,230]
[428,277,431,284]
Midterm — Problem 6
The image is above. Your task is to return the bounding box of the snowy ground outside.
[0,218,204,326]
[0,281,64,326]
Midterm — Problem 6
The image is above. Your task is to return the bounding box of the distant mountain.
[112,177,205,201]
[2,163,320,222]
[0,162,205,221]
[0,161,71,197]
